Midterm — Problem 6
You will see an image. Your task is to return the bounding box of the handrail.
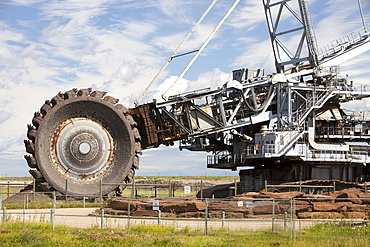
[318,24,370,60]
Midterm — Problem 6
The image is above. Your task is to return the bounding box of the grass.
[0,177,33,181]
[0,178,32,200]
[0,187,27,200]
[3,201,107,210]
[0,222,369,246]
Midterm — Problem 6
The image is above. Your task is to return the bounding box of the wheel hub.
[51,117,114,182]
[70,133,99,163]
[78,142,91,155]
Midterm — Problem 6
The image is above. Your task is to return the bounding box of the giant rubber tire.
[24,88,141,196]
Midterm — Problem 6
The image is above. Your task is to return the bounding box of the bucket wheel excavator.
[24,89,141,196]
[24,0,370,196]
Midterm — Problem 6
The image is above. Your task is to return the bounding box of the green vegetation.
[0,187,22,200]
[0,222,369,246]
[0,177,33,181]
[0,178,33,200]
[3,201,107,210]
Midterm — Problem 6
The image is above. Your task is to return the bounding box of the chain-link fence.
[1,196,369,238]
[0,181,33,200]
[0,178,233,200]
[1,178,369,238]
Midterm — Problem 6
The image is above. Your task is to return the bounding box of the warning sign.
[152,200,160,211]
[184,186,191,194]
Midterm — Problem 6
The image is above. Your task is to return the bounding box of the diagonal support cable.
[161,0,241,100]
[134,0,218,106]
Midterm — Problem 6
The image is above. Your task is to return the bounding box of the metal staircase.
[273,130,306,156]
[274,88,334,156]
[294,88,334,125]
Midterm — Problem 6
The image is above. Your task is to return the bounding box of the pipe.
[308,127,349,151]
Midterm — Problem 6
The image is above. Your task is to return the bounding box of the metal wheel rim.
[52,117,114,183]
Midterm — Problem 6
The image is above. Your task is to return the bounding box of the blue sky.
[0,0,369,177]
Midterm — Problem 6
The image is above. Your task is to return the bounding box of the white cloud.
[226,1,264,30]
[152,23,218,52]
[3,0,46,6]
[148,0,194,21]
[40,0,110,20]
[0,0,369,178]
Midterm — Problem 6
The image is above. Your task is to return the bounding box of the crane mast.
[263,0,319,72]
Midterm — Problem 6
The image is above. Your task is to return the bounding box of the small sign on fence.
[184,186,191,194]
[246,201,253,208]
[152,200,160,211]
[237,201,243,207]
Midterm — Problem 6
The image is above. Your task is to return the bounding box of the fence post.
[173,181,175,197]
[272,199,275,232]
[265,180,268,192]
[65,179,68,203]
[50,209,55,230]
[7,181,10,199]
[333,181,336,192]
[200,180,203,200]
[52,191,56,209]
[101,209,105,229]
[83,197,86,208]
[205,198,208,235]
[24,195,28,209]
[154,181,157,198]
[100,179,103,201]
[2,207,6,223]
[33,179,36,202]
[168,180,172,197]
[0,197,2,210]
[222,211,225,227]
[131,179,136,198]
[234,180,237,196]
[127,198,131,229]
[284,211,287,231]
[290,199,293,239]
[157,210,161,225]
[292,199,296,239]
